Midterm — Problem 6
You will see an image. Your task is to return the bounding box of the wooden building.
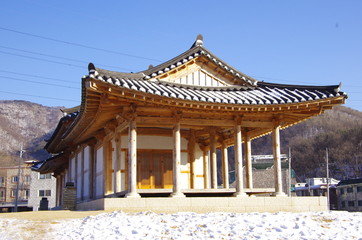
[34,35,347,211]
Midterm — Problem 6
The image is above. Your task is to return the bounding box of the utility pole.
[326,148,330,211]
[288,147,292,197]
[14,144,25,212]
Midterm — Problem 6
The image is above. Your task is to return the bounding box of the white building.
[28,171,56,211]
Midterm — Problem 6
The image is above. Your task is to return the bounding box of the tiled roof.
[141,47,258,87]
[43,111,79,150]
[86,67,346,105]
[32,153,66,173]
[87,35,258,88]
[85,35,346,105]
[337,178,362,186]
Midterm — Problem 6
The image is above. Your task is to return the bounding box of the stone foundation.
[63,182,77,210]
[77,196,327,213]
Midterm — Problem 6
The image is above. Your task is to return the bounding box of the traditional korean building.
[33,35,347,212]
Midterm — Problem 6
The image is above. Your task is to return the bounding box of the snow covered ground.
[0,211,361,240]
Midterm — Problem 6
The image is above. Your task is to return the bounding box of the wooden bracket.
[234,115,243,125]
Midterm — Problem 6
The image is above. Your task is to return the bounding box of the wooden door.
[137,150,173,189]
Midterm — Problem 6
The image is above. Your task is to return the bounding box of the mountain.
[0,100,361,181]
[0,100,63,165]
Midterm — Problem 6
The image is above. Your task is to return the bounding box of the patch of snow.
[1,211,361,240]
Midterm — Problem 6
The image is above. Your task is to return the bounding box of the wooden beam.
[136,116,274,128]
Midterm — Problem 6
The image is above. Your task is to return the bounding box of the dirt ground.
[0,210,113,240]
[0,210,111,221]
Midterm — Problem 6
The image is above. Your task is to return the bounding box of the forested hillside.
[0,100,361,181]
[251,106,362,181]
[0,100,63,165]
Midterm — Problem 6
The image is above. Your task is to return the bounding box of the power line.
[0,90,79,102]
[0,70,78,84]
[0,75,80,89]
[1,28,359,89]
[0,50,84,68]
[0,26,163,63]
[0,45,135,72]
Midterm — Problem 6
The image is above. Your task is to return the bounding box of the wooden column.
[244,132,253,189]
[103,140,113,195]
[188,129,196,189]
[203,149,209,189]
[210,128,217,189]
[221,142,229,189]
[74,153,78,193]
[272,125,286,196]
[60,173,65,206]
[171,120,185,197]
[125,118,140,198]
[56,175,61,207]
[234,125,247,197]
[80,149,85,200]
[89,143,95,200]
[114,133,122,194]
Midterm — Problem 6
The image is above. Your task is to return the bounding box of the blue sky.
[1,1,361,111]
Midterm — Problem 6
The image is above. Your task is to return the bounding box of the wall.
[193,144,205,189]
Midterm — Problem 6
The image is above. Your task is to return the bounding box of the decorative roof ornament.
[190,34,204,48]
[334,82,342,93]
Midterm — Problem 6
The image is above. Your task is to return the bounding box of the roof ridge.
[142,41,258,87]
[258,81,344,93]
[87,63,145,80]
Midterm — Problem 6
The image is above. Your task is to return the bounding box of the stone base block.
[76,196,328,213]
